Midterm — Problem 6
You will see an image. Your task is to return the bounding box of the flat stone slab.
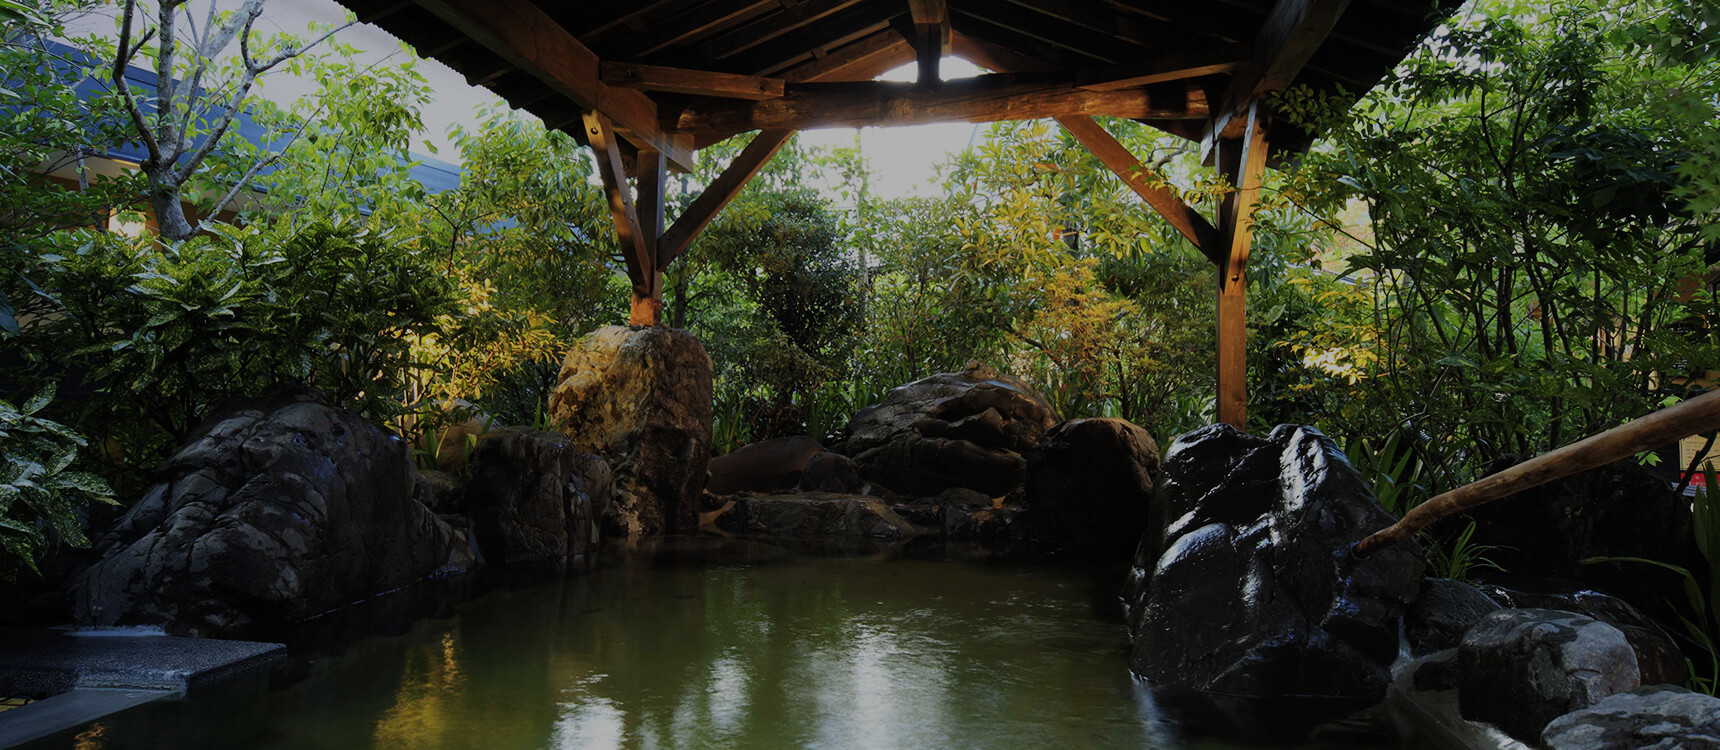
[0,689,165,749]
[0,627,285,696]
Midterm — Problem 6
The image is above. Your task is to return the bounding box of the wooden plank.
[660,73,1208,133]
[1214,102,1269,428]
[602,62,785,100]
[583,111,655,306]
[659,129,795,265]
[411,0,694,171]
[727,2,907,77]
[949,0,1150,64]
[908,0,950,83]
[1056,116,1221,258]
[1077,47,1251,91]
[947,9,1110,69]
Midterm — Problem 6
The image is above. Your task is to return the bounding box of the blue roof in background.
[34,38,464,202]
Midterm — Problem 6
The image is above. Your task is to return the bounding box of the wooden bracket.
[659,129,796,267]
[1056,115,1222,260]
[584,111,662,325]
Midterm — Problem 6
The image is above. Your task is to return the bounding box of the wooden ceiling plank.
[726,3,906,76]
[660,73,1208,133]
[615,0,780,60]
[1057,115,1222,258]
[948,11,1109,69]
[950,0,1150,64]
[602,62,785,100]
[695,0,866,61]
[1003,0,1196,54]
[410,0,694,170]
[659,129,795,265]
[779,29,917,83]
[1077,46,1251,91]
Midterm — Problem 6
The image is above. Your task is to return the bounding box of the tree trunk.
[149,178,196,240]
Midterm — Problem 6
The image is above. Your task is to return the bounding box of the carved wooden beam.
[660,73,1208,134]
[602,62,785,100]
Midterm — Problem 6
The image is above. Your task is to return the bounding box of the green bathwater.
[56,542,1380,749]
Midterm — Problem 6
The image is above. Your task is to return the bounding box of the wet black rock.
[1477,581,1688,687]
[466,428,611,572]
[1457,608,1640,742]
[1456,458,1699,622]
[838,361,1058,498]
[1404,578,1501,656]
[707,436,824,495]
[717,492,918,541]
[1025,417,1159,560]
[412,470,465,515]
[72,390,471,638]
[796,451,865,494]
[1542,684,1720,749]
[1121,424,1422,707]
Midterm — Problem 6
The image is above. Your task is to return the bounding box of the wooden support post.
[583,111,661,326]
[908,0,949,84]
[638,147,668,325]
[1214,102,1269,428]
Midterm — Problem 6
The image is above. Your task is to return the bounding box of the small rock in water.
[1457,607,1640,742]
[1542,684,1720,750]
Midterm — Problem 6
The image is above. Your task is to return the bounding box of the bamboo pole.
[1355,389,1720,557]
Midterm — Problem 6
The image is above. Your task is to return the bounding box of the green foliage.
[1423,520,1507,583]
[1277,0,1720,470]
[4,222,456,491]
[0,383,115,581]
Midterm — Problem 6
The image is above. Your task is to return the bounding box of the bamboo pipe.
[1355,389,1720,558]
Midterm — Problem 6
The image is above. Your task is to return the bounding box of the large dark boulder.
[548,325,712,538]
[838,361,1057,498]
[1121,424,1422,709]
[1457,608,1640,742]
[1542,685,1720,749]
[1404,578,1501,656]
[797,451,864,494]
[71,390,471,638]
[1025,417,1159,559]
[1455,458,1699,621]
[465,428,611,571]
[707,436,823,495]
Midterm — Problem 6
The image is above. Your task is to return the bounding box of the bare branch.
[155,0,181,162]
[113,0,163,166]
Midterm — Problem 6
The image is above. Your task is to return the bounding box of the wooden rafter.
[602,62,785,99]
[950,0,1149,64]
[659,129,795,265]
[1056,116,1221,259]
[660,74,1208,134]
[729,2,906,77]
[412,0,694,170]
[1077,46,1251,91]
[907,0,950,83]
[694,31,915,150]
[696,0,866,61]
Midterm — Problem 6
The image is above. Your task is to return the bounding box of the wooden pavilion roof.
[335,0,1462,170]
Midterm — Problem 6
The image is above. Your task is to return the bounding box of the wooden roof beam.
[1203,0,1350,157]
[660,73,1209,134]
[602,62,785,100]
[411,0,694,171]
[694,30,916,150]
[908,0,950,84]
[612,0,778,60]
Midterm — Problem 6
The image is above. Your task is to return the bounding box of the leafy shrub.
[0,384,113,581]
